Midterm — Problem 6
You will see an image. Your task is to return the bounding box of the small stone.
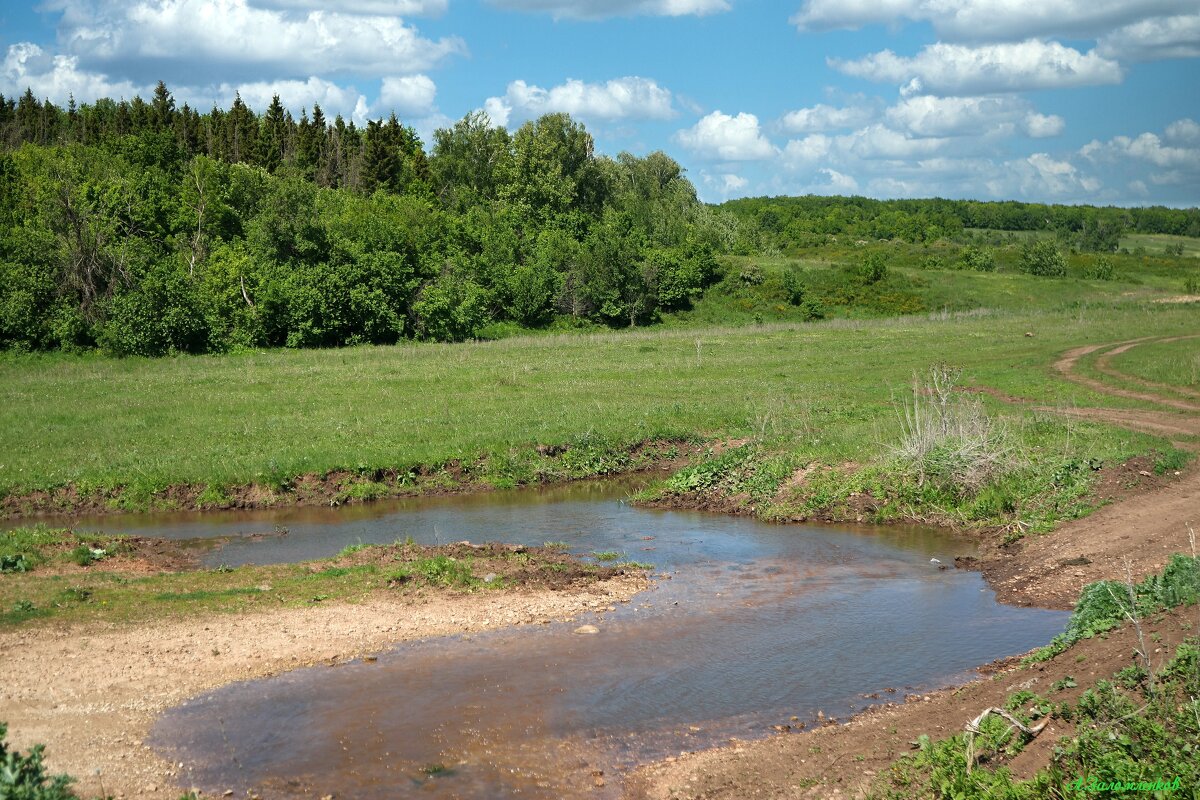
[573,625,600,635]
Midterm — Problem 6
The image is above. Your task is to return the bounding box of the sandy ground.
[0,574,647,799]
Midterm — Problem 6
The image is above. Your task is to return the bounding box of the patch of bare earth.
[626,606,1197,800]
[0,574,648,799]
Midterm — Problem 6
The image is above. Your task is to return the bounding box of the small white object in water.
[930,558,941,564]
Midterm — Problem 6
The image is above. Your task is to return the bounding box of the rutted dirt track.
[630,336,1200,800]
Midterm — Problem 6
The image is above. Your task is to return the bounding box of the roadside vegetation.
[869,556,1200,799]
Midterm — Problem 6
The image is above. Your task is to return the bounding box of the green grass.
[1,527,132,572]
[0,542,597,628]
[0,304,1196,509]
[1119,232,1200,258]
[1107,337,1200,390]
[660,244,1197,330]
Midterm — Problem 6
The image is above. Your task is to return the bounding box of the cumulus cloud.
[1013,152,1101,195]
[791,0,1193,42]
[378,74,437,115]
[837,124,948,159]
[1082,130,1200,169]
[779,103,874,133]
[818,167,859,192]
[675,111,777,160]
[486,0,729,19]
[45,0,464,83]
[482,76,675,126]
[185,76,369,119]
[700,171,749,197]
[252,0,448,14]
[832,40,1123,95]
[780,134,832,167]
[884,95,1063,138]
[1,41,147,102]
[1097,13,1200,61]
[1165,118,1200,144]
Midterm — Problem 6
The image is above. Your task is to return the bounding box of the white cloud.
[378,74,437,115]
[1015,152,1102,195]
[1085,132,1200,169]
[881,95,1064,139]
[700,171,749,197]
[833,40,1123,95]
[486,0,729,19]
[1,42,147,103]
[675,111,777,160]
[1165,118,1200,144]
[779,103,874,133]
[47,0,465,82]
[483,77,675,126]
[791,0,1194,42]
[481,96,511,127]
[1097,14,1200,61]
[780,134,832,167]
[183,76,367,119]
[819,167,859,193]
[837,124,948,159]
[1024,112,1065,138]
[252,0,447,14]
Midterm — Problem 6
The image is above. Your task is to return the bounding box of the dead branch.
[964,707,1049,773]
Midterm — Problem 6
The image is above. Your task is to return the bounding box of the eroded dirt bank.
[0,573,647,799]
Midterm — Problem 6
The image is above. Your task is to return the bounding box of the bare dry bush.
[891,364,1012,494]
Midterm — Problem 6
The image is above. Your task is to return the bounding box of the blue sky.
[2,0,1198,205]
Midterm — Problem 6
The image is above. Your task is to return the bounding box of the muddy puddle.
[63,481,1066,798]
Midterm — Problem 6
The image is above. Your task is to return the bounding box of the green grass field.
[1,303,1195,503]
[1107,337,1200,390]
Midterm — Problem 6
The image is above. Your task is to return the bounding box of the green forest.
[1,82,1197,357]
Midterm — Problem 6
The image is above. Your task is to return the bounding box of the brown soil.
[0,439,703,520]
[0,573,649,799]
[24,535,208,576]
[626,605,1198,800]
[631,336,1200,799]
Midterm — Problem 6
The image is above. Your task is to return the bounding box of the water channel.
[43,480,1068,798]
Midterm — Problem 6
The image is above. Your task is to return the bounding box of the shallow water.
[115,481,1072,798]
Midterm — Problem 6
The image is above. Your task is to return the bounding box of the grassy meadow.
[1107,336,1200,390]
[0,300,1196,511]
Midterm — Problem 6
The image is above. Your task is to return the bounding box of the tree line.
[0,83,733,354]
[723,195,1200,251]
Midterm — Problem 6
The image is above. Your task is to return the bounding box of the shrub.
[958,246,996,272]
[0,722,80,799]
[1082,256,1115,280]
[850,252,888,285]
[1019,240,1067,277]
[891,364,1011,495]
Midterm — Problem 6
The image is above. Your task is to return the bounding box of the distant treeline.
[722,196,1200,251]
[0,84,734,355]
